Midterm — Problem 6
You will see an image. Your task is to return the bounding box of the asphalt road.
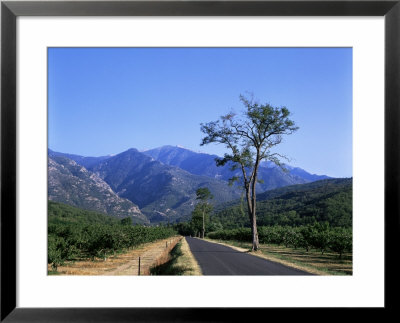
[185,237,313,275]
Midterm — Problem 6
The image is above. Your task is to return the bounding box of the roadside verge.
[150,237,202,275]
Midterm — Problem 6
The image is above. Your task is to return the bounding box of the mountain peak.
[124,148,140,154]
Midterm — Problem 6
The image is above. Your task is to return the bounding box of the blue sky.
[48,47,352,178]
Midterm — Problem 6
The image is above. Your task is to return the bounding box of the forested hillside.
[211,178,352,229]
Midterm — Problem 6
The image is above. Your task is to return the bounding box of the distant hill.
[143,145,330,191]
[48,155,148,224]
[212,178,352,229]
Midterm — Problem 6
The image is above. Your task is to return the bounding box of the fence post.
[138,257,141,276]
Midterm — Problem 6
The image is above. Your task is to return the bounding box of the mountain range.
[48,146,332,224]
[143,145,329,191]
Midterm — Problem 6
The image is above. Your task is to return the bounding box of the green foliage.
[282,227,304,249]
[200,94,299,171]
[190,203,212,237]
[207,223,352,258]
[190,205,204,236]
[328,227,352,258]
[48,201,176,271]
[48,200,120,225]
[207,221,223,233]
[120,217,132,226]
[196,187,213,202]
[208,228,251,242]
[48,235,69,271]
[190,187,214,238]
[213,178,352,229]
[173,222,195,236]
[307,222,331,254]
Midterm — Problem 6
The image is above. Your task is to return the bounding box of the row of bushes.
[48,223,177,271]
[207,223,352,258]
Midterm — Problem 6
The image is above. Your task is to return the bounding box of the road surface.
[185,237,313,275]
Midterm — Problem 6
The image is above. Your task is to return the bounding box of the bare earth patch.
[49,236,182,275]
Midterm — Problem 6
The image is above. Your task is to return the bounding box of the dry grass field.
[48,236,182,275]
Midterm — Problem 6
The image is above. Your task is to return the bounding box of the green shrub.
[207,223,352,256]
[329,227,352,258]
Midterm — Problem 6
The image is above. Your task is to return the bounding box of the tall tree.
[195,187,213,238]
[200,94,298,250]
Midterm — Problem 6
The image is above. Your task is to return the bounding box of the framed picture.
[1,0,398,321]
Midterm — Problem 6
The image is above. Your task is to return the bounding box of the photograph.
[2,0,397,320]
[47,47,353,276]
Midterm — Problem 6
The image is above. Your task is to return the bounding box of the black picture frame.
[1,0,399,321]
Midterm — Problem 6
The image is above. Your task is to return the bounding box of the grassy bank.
[206,238,352,275]
[150,238,202,275]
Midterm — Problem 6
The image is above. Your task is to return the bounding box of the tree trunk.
[250,162,260,251]
[202,209,205,239]
[251,208,259,251]
[245,185,259,251]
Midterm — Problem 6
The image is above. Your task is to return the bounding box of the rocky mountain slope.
[48,155,148,224]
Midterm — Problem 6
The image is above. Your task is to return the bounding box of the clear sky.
[48,47,352,178]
